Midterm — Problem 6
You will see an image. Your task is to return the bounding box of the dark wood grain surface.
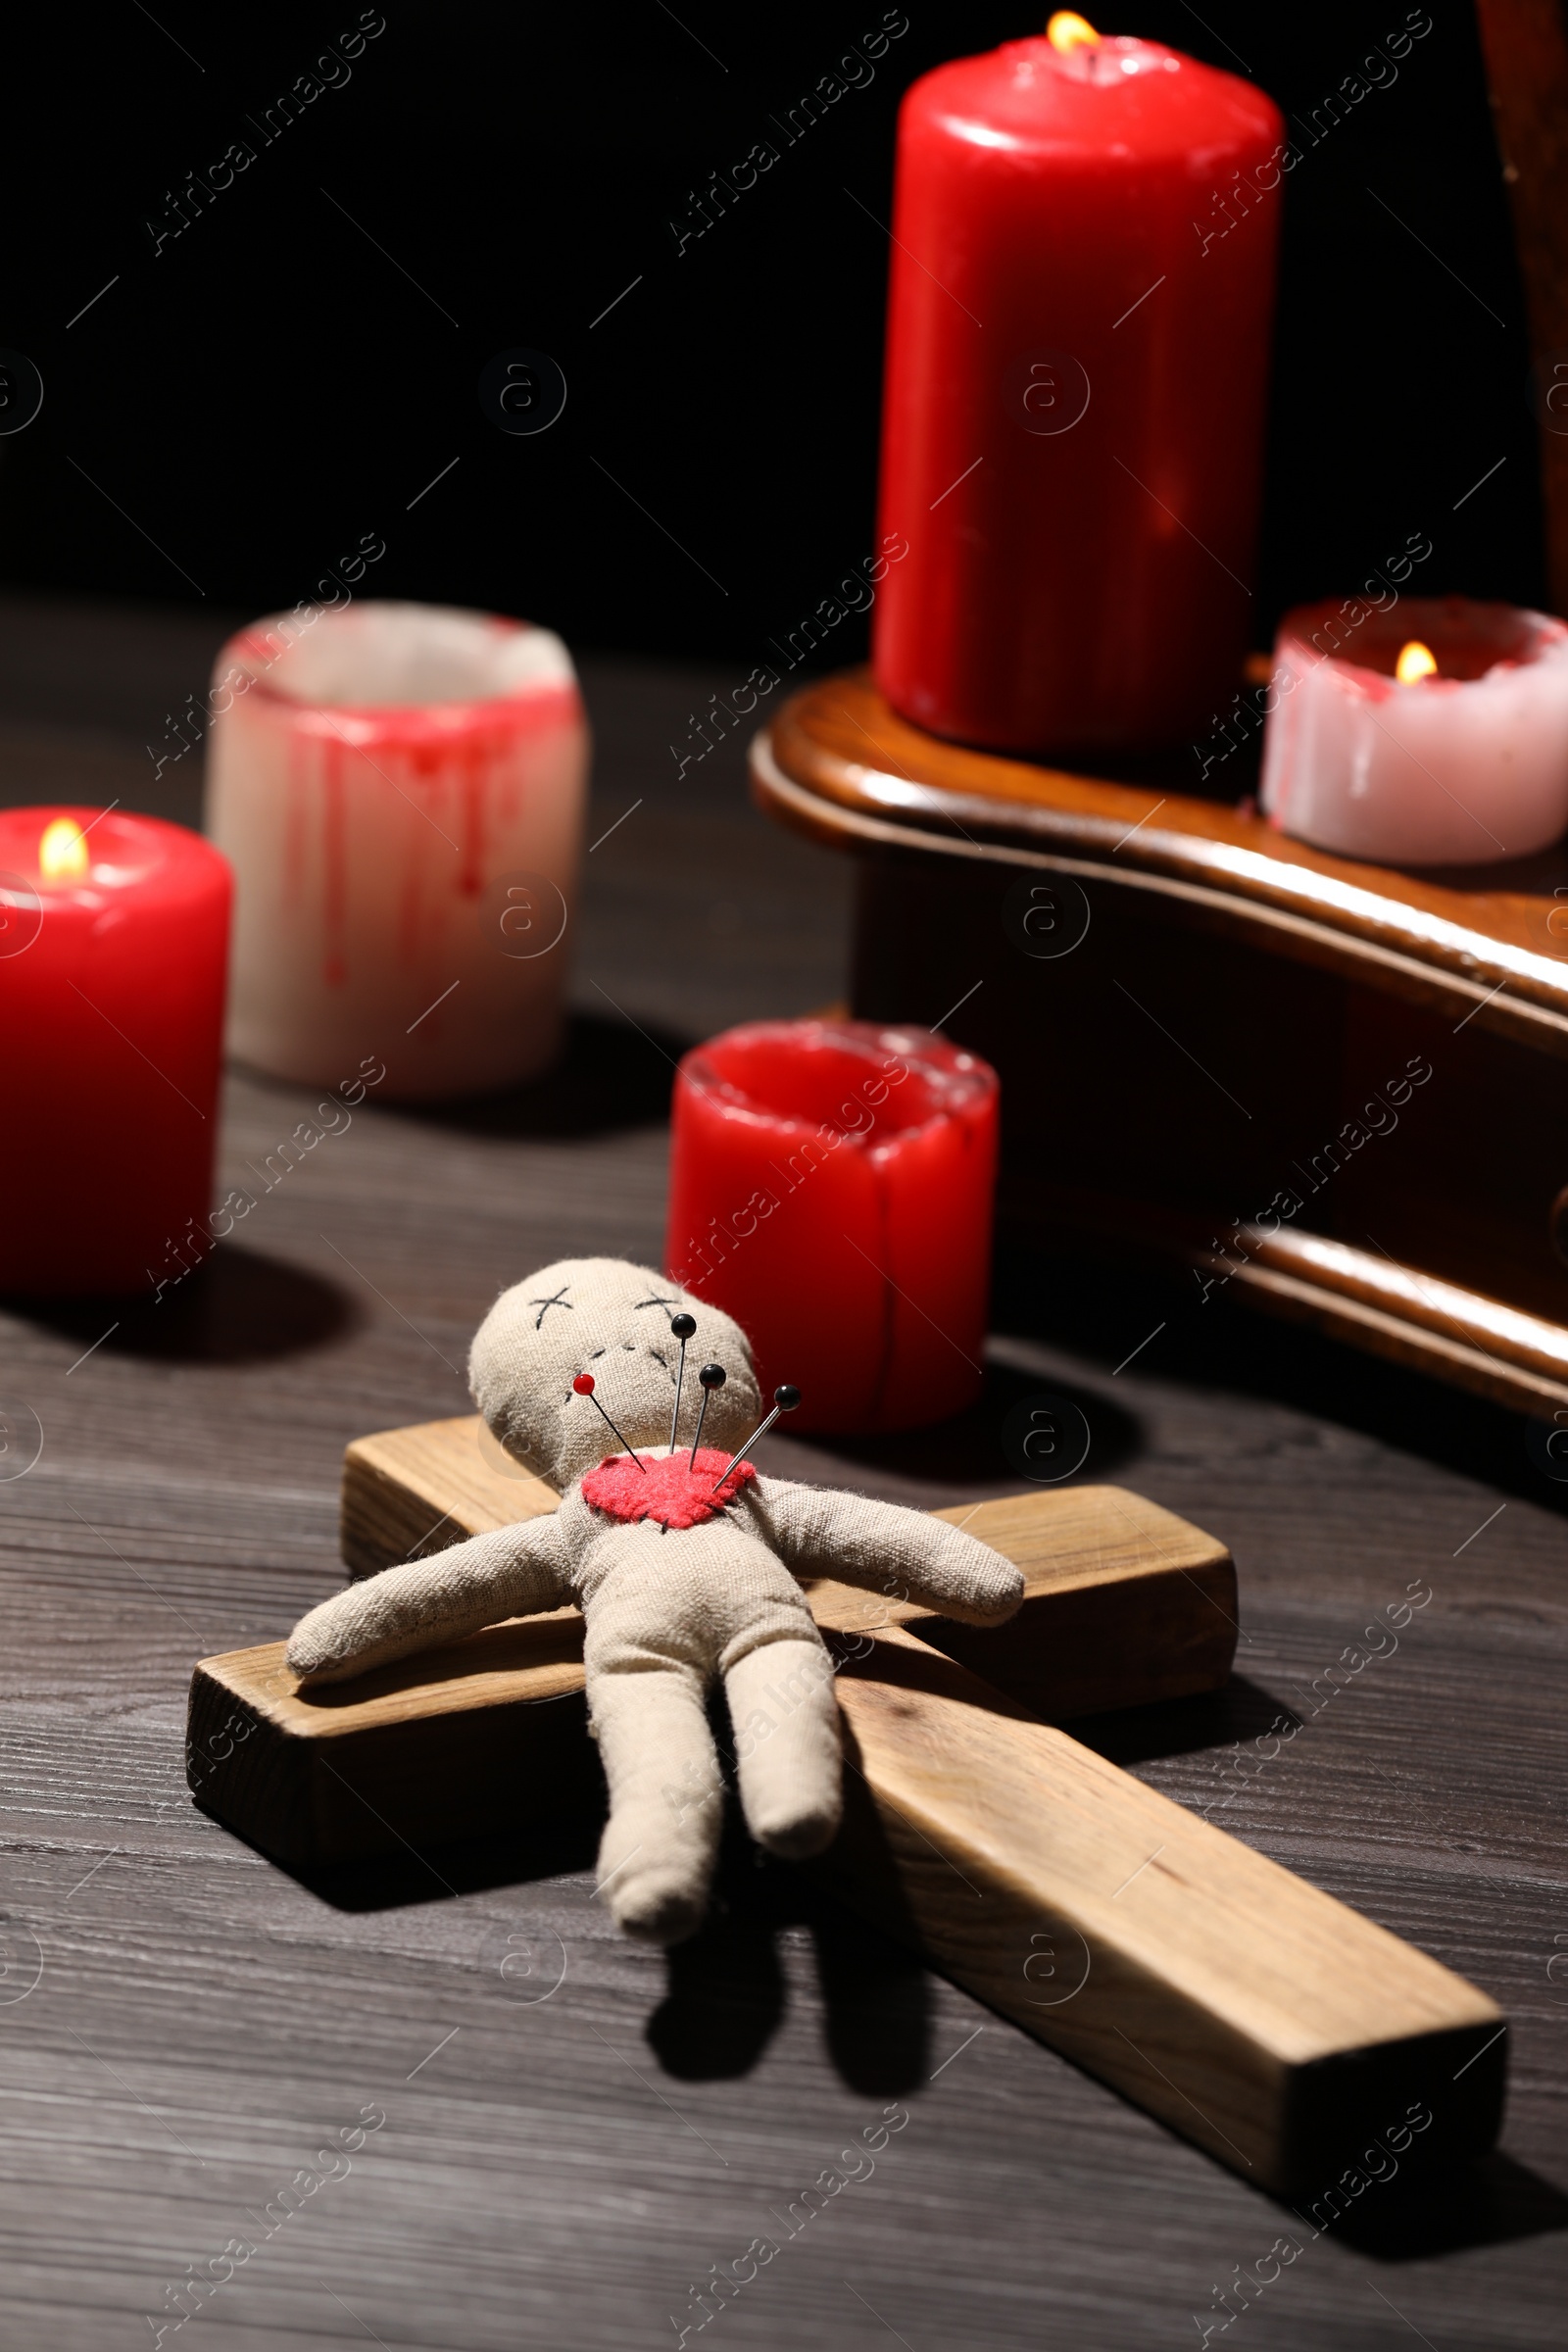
[1,598,1564,2350]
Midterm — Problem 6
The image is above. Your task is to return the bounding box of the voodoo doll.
[287,1257,1021,1943]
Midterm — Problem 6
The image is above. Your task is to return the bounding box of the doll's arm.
[753,1479,1023,1625]
[286,1516,572,1685]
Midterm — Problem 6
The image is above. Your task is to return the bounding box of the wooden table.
[1,602,1564,2350]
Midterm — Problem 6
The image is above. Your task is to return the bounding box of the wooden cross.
[187,1416,1504,2195]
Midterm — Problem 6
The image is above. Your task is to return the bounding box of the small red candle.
[664,1020,999,1433]
[0,808,230,1297]
[872,16,1284,757]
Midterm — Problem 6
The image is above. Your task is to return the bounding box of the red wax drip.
[395,747,423,965]
[459,733,488,897]
[320,739,347,988]
[582,1450,757,1531]
[283,741,308,908]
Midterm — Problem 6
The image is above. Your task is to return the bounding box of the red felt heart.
[581,1448,757,1531]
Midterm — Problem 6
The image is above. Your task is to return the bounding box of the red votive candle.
[0,808,230,1297]
[872,19,1283,757]
[664,1020,999,1433]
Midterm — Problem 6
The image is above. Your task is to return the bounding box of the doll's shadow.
[647,1801,930,2095]
[278,1763,930,2094]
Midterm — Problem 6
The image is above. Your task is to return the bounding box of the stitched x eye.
[528,1286,572,1330]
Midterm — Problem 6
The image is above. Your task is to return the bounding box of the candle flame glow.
[38,817,89,879]
[1047,11,1101,49]
[1396,641,1438,684]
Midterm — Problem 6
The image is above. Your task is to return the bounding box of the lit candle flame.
[38,816,89,879]
[1395,641,1438,684]
[1047,12,1101,50]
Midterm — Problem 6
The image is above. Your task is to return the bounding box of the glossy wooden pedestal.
[752,670,1568,1422]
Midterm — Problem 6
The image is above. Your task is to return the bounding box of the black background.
[0,1,1544,665]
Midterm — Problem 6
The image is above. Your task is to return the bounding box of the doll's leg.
[588,1659,723,1945]
[724,1639,842,1861]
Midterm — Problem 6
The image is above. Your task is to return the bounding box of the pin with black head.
[688,1362,726,1469]
[571,1371,647,1471]
[710,1384,801,1492]
[667,1310,697,1452]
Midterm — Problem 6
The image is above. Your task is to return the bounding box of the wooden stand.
[752,669,1568,1420]
[186,1420,1505,2195]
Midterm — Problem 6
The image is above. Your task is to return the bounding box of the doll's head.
[468,1256,762,1487]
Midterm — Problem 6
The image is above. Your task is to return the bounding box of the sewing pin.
[688,1362,726,1469]
[667,1310,696,1451]
[710,1384,801,1491]
[572,1372,647,1471]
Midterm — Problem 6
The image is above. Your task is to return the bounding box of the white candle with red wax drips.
[207,601,587,1099]
[1259,595,1568,866]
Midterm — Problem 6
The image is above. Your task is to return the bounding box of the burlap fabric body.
[287,1258,1022,1943]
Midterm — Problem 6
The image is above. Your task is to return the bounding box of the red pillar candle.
[872,16,1284,758]
[664,1020,999,1433]
[0,808,230,1296]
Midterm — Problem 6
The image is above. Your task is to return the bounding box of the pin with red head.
[572,1371,648,1471]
